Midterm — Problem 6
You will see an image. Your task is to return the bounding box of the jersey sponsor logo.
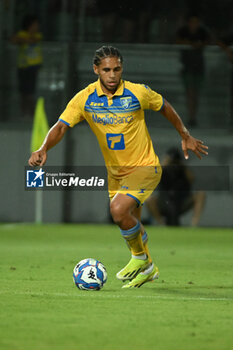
[106,133,125,150]
[120,96,132,109]
[92,114,133,125]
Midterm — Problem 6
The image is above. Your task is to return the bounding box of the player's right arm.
[28,121,69,167]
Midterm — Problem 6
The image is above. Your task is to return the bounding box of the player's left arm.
[160,99,208,160]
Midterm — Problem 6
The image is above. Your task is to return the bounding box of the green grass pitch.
[0,224,232,350]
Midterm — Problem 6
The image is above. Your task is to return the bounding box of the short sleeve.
[16,30,42,42]
[139,84,164,112]
[59,89,86,127]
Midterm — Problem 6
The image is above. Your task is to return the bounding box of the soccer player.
[28,46,208,288]
[11,15,43,119]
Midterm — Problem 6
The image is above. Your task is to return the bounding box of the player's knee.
[110,201,125,225]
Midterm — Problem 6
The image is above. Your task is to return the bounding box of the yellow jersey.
[16,30,43,68]
[59,79,164,178]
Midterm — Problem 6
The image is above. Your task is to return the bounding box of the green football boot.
[122,264,159,288]
[116,257,150,281]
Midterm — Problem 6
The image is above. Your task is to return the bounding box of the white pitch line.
[0,290,232,302]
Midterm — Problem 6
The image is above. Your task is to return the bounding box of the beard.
[99,77,120,93]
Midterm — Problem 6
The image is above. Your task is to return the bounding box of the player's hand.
[28,149,47,167]
[182,136,208,160]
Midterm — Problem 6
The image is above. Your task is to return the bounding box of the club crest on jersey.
[120,96,132,109]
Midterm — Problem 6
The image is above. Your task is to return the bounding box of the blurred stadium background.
[0,0,232,226]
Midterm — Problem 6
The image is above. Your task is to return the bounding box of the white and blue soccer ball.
[73,258,107,290]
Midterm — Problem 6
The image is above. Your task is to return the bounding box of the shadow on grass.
[149,282,233,300]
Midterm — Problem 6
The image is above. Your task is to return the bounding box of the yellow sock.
[143,240,152,264]
[127,234,146,256]
[123,231,152,262]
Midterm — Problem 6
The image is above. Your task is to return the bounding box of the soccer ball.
[73,258,107,290]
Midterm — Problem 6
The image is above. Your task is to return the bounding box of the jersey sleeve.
[16,30,42,41]
[139,84,164,112]
[16,30,27,39]
[59,89,87,127]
